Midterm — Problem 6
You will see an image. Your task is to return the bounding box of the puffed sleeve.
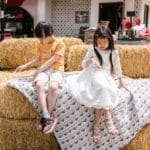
[81,49,94,68]
[54,40,65,57]
[35,43,41,56]
[112,50,122,78]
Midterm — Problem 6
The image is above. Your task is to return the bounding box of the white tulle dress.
[73,47,122,109]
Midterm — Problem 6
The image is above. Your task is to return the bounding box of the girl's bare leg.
[93,109,104,143]
[47,81,59,113]
[41,81,59,134]
[104,109,119,135]
[36,81,49,115]
[36,81,53,132]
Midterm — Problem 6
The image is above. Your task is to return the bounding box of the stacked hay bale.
[0,118,60,150]
[0,37,83,71]
[0,38,39,69]
[115,45,150,78]
[61,37,83,71]
[67,44,93,71]
[122,124,150,150]
[0,71,149,149]
[67,44,150,78]
[0,70,36,119]
[0,37,83,149]
[0,70,60,149]
[0,38,149,149]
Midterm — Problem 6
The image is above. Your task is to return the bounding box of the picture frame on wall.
[75,11,89,23]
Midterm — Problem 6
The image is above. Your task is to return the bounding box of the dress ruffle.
[72,66,119,109]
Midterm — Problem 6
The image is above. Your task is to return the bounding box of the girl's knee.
[36,81,45,91]
[49,82,59,93]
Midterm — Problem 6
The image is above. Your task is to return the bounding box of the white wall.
[46,0,52,23]
[21,0,37,26]
[22,0,52,26]
[37,0,46,22]
[21,0,38,27]
[20,0,150,36]
[90,0,135,27]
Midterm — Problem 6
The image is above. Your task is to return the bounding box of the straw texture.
[0,70,149,149]
[123,124,150,150]
[0,38,39,69]
[115,45,150,78]
[0,70,60,149]
[0,70,38,119]
[0,38,149,149]
[67,44,150,78]
[0,118,60,150]
[67,44,92,71]
[62,37,83,71]
[0,37,83,70]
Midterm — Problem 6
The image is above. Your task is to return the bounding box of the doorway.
[5,6,34,38]
[99,2,123,33]
[144,5,149,27]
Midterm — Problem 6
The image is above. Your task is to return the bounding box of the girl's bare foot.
[105,118,119,135]
[93,125,101,143]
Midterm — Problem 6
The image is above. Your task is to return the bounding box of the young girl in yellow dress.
[15,21,65,134]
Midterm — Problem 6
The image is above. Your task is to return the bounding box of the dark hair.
[93,26,114,73]
[34,21,53,38]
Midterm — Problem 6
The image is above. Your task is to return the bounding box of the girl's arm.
[81,49,96,68]
[118,77,126,88]
[25,55,41,68]
[15,55,41,72]
[112,50,126,88]
[33,54,61,79]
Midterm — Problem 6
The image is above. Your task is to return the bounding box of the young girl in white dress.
[76,26,125,143]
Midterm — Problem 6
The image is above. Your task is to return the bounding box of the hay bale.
[67,44,150,78]
[0,117,149,149]
[61,37,83,71]
[0,38,39,69]
[123,124,150,150]
[0,70,39,119]
[0,118,60,150]
[62,37,83,49]
[0,37,83,71]
[0,69,149,149]
[67,44,92,71]
[115,45,150,78]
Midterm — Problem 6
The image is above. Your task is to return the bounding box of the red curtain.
[7,0,24,7]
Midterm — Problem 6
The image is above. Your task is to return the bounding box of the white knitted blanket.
[7,72,150,150]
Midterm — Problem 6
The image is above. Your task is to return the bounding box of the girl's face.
[39,36,50,45]
[97,38,109,51]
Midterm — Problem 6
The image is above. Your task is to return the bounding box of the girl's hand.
[118,78,126,88]
[118,81,126,88]
[85,59,100,67]
[28,75,36,82]
[15,64,27,72]
[85,59,93,67]
[30,70,40,82]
